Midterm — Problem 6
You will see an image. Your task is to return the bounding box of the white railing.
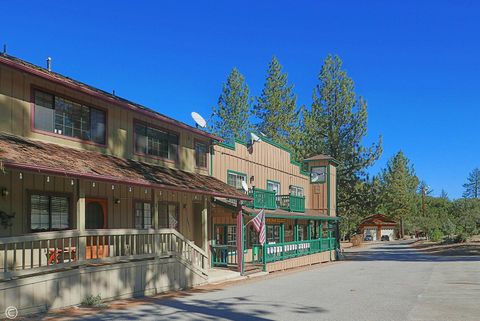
[0,229,208,280]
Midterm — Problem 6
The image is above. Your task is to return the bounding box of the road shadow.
[344,242,480,262]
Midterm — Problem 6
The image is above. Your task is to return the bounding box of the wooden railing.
[210,244,238,267]
[0,229,208,280]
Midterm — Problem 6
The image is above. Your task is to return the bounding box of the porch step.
[207,268,242,284]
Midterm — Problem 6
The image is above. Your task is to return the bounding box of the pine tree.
[253,56,302,156]
[303,55,382,235]
[462,168,480,198]
[380,151,419,237]
[210,68,251,141]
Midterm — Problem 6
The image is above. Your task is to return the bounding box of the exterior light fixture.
[1,188,8,197]
[111,185,115,190]
[71,179,75,186]
[128,186,132,192]
[19,173,23,180]
[92,182,96,188]
[250,176,255,184]
[144,189,148,194]
[115,198,120,204]
[46,176,50,183]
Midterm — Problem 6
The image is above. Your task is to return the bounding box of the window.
[135,123,179,161]
[195,141,207,168]
[159,202,179,230]
[226,225,236,246]
[267,180,281,195]
[30,194,70,231]
[267,225,281,244]
[290,185,304,197]
[227,171,247,191]
[310,166,326,183]
[134,202,152,229]
[297,225,306,241]
[33,89,106,144]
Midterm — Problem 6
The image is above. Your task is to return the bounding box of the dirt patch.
[411,241,480,256]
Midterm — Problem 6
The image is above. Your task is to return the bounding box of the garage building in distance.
[359,214,397,241]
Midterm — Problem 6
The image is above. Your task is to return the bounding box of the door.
[85,198,108,259]
[193,202,204,248]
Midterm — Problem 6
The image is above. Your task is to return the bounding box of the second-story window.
[267,180,281,195]
[134,123,179,162]
[290,186,304,197]
[195,141,207,168]
[33,89,106,145]
[227,171,247,191]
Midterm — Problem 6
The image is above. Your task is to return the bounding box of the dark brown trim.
[132,119,180,164]
[30,85,109,147]
[27,190,74,232]
[0,55,221,142]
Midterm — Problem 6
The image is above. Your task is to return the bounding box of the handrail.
[0,228,208,280]
[262,237,336,263]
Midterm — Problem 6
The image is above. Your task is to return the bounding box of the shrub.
[455,233,468,243]
[430,229,444,243]
[81,294,106,308]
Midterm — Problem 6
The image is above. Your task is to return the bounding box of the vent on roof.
[46,57,52,71]
[2,44,6,56]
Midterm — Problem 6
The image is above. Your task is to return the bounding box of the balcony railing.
[276,194,306,212]
[244,187,305,213]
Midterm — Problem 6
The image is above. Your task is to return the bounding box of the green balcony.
[245,187,277,210]
[276,194,306,213]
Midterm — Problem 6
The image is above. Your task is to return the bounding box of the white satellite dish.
[191,112,207,128]
[241,180,249,193]
[251,132,261,143]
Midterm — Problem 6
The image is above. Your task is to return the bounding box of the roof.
[0,53,221,142]
[303,154,340,165]
[359,214,397,227]
[0,133,250,200]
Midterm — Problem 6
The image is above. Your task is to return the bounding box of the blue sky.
[3,1,479,198]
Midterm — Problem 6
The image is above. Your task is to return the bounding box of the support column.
[152,189,161,257]
[202,196,209,253]
[236,200,244,274]
[76,179,86,261]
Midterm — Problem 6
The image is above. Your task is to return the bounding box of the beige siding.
[0,63,210,175]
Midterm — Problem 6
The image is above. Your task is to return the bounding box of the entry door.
[86,198,107,229]
[193,202,204,248]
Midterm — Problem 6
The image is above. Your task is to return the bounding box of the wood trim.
[194,139,209,170]
[132,199,153,229]
[27,190,74,232]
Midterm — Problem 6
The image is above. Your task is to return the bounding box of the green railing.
[245,187,276,210]
[262,237,336,263]
[211,244,238,267]
[276,194,305,212]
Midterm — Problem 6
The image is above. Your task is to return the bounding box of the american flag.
[251,209,266,245]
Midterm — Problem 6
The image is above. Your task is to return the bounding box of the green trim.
[309,166,327,184]
[266,179,281,191]
[245,212,341,221]
[217,133,310,177]
[327,165,331,216]
[227,169,247,180]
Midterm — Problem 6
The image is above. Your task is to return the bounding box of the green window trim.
[289,185,304,196]
[266,179,281,194]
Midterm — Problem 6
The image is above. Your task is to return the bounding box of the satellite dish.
[241,180,249,192]
[251,133,261,143]
[191,112,207,128]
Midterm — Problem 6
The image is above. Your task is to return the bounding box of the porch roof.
[0,133,251,200]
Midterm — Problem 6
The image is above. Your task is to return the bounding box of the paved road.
[48,240,480,321]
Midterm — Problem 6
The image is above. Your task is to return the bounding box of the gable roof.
[0,53,220,142]
[0,132,250,200]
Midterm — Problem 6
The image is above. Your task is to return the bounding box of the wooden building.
[0,53,340,314]
[359,214,397,241]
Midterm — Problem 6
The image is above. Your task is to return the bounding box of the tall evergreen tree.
[210,68,251,141]
[253,56,302,156]
[380,151,419,237]
[462,168,480,198]
[303,55,382,235]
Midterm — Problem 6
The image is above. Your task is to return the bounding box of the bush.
[455,233,468,243]
[430,229,444,242]
[81,294,106,308]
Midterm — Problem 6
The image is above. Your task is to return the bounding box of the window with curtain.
[227,171,247,191]
[33,89,106,144]
[134,123,179,161]
[267,225,281,244]
[134,202,152,229]
[267,181,281,195]
[195,141,208,168]
[289,185,304,196]
[159,202,179,230]
[31,194,70,231]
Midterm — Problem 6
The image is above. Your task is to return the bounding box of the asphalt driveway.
[42,240,480,321]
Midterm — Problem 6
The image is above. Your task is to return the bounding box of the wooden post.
[202,196,209,253]
[76,179,86,261]
[236,200,243,274]
[152,189,161,257]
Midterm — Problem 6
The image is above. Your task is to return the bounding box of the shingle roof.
[0,53,221,141]
[0,132,250,200]
[304,154,334,161]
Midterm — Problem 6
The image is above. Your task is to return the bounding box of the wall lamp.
[1,188,8,197]
[114,198,121,204]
